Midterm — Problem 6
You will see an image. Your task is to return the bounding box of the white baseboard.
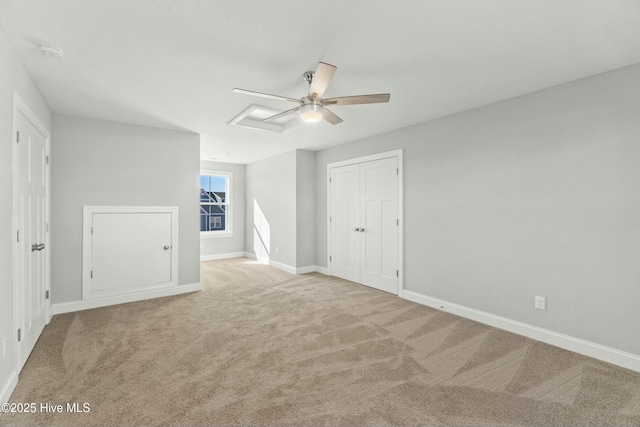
[0,370,18,407]
[241,252,327,276]
[52,283,202,315]
[200,252,246,261]
[296,265,316,274]
[400,289,640,373]
[314,266,329,275]
[268,259,297,275]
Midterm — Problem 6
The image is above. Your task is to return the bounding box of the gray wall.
[245,150,297,267]
[296,150,316,268]
[199,160,246,257]
[315,63,640,355]
[245,149,317,270]
[0,32,52,399]
[51,114,200,304]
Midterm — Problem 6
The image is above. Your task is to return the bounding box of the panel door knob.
[163,245,170,250]
[360,228,365,232]
[354,228,361,232]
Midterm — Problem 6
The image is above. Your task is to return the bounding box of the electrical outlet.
[535,296,546,310]
[2,337,6,359]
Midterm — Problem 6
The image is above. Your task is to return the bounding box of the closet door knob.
[163,245,170,250]
[354,228,361,232]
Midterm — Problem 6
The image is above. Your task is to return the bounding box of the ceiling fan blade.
[308,62,337,100]
[322,107,343,125]
[233,88,300,104]
[262,107,300,122]
[323,93,390,106]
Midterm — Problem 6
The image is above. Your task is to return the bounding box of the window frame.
[200,170,233,238]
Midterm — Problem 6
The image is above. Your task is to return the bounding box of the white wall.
[51,114,200,304]
[0,32,52,403]
[199,160,246,258]
[315,63,640,357]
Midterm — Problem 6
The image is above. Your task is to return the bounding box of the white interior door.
[330,156,399,294]
[90,212,173,295]
[330,164,360,283]
[14,110,48,370]
[360,157,398,293]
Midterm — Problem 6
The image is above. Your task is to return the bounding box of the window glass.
[200,174,229,233]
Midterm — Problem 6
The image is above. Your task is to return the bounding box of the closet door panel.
[360,157,398,293]
[330,165,361,283]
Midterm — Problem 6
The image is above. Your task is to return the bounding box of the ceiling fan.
[232,62,390,125]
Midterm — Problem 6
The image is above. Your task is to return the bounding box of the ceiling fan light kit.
[299,101,323,123]
[232,62,390,126]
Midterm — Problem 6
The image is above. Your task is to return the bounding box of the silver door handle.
[354,228,361,232]
[360,228,365,232]
[31,243,45,252]
[163,245,170,250]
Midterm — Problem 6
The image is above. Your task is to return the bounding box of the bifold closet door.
[330,156,398,294]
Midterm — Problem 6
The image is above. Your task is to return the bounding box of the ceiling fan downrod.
[303,71,314,85]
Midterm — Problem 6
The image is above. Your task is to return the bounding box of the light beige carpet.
[3,257,640,426]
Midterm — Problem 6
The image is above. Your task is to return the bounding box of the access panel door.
[83,207,178,300]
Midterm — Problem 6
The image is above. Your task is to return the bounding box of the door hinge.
[396,219,399,226]
[329,216,332,222]
[397,168,399,175]
[90,270,93,279]
[46,155,50,165]
[16,131,20,144]
[329,177,332,183]
[329,256,332,262]
[17,329,21,342]
[46,222,50,232]
[17,230,20,243]
[396,270,399,277]
[91,227,93,235]
[45,290,50,300]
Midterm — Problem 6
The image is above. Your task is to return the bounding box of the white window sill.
[201,232,234,239]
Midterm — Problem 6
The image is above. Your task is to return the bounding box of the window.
[200,171,232,237]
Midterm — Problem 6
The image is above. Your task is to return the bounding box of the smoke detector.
[38,45,64,59]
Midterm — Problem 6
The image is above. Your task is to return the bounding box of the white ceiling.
[2,0,640,164]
